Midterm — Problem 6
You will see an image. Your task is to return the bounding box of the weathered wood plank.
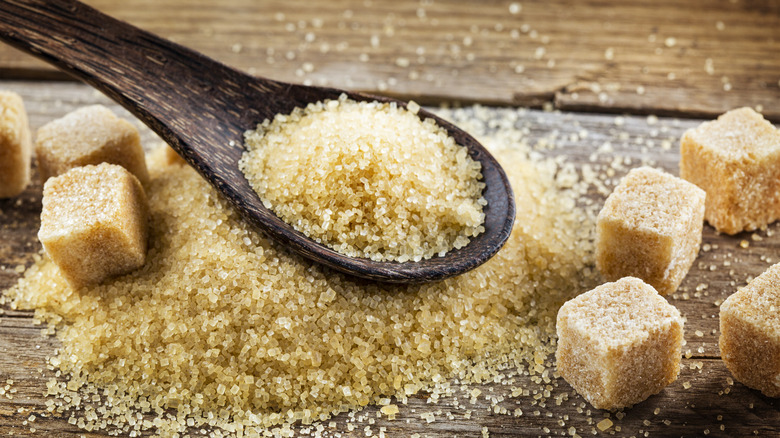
[2,81,780,436]
[0,0,777,120]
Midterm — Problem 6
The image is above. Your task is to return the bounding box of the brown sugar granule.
[0,91,32,198]
[8,132,595,435]
[37,163,149,288]
[35,105,149,184]
[680,107,780,234]
[719,262,780,397]
[239,95,486,262]
[597,418,613,431]
[556,277,683,410]
[596,167,705,295]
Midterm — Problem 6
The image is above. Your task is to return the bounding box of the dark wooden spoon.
[0,0,516,283]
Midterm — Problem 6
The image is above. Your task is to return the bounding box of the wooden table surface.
[1,1,779,436]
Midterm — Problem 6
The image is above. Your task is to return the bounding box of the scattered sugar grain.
[379,405,398,420]
[597,418,613,431]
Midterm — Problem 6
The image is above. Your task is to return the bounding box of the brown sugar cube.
[0,91,32,198]
[35,105,149,185]
[596,167,705,295]
[145,143,185,170]
[163,144,186,166]
[719,263,780,397]
[680,107,780,234]
[556,277,684,410]
[38,163,149,288]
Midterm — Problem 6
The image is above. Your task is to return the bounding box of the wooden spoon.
[0,0,516,283]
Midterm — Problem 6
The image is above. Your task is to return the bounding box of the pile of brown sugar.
[239,96,486,262]
[7,109,597,436]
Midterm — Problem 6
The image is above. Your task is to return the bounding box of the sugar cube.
[680,107,780,234]
[38,163,149,288]
[719,262,780,397]
[35,105,149,184]
[163,144,186,166]
[596,167,705,295]
[0,91,32,198]
[556,277,684,410]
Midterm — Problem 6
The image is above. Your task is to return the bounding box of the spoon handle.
[0,0,277,167]
[0,0,516,283]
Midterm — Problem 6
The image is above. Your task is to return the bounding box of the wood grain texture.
[0,0,516,283]
[2,82,780,437]
[0,0,777,120]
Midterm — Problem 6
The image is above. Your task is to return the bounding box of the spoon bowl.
[0,0,515,283]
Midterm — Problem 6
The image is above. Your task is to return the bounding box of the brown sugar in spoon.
[0,0,515,283]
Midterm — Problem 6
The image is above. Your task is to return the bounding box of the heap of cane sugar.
[239,95,486,262]
[7,108,597,436]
